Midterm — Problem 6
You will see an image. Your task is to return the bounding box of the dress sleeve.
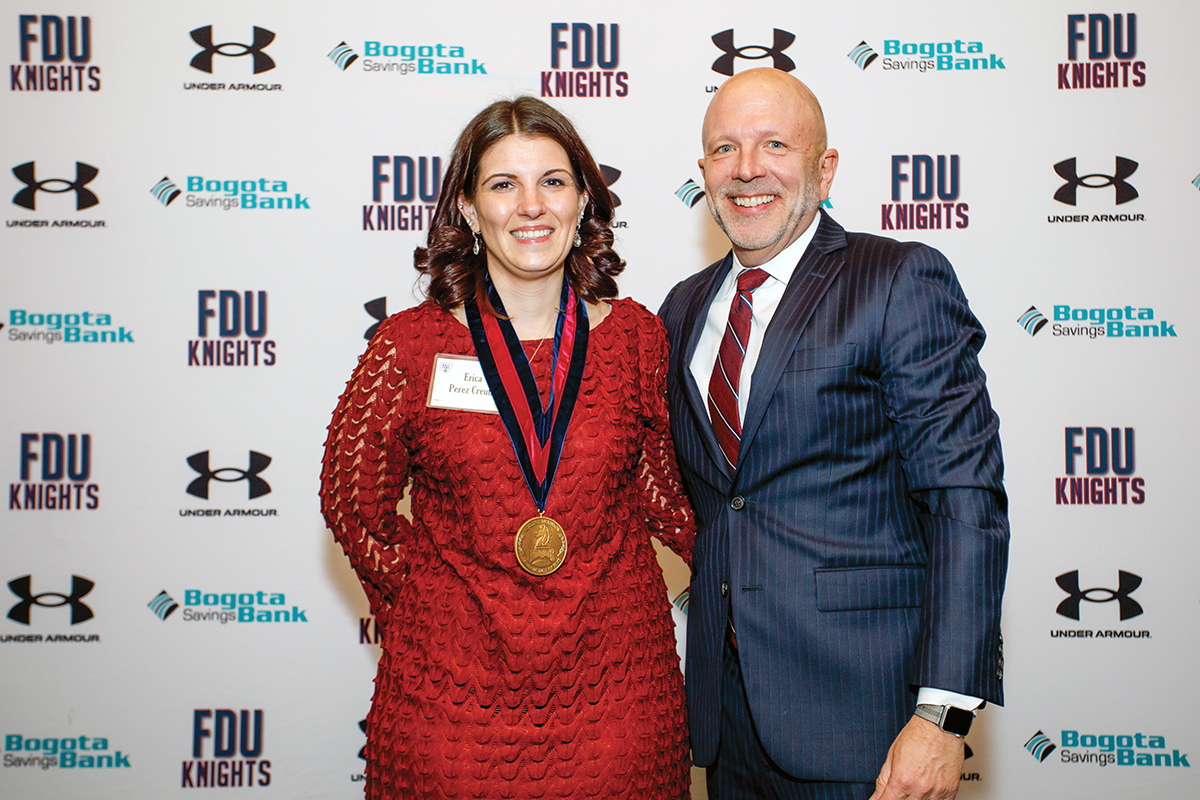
[634,314,696,566]
[320,320,413,621]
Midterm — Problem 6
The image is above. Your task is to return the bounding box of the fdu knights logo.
[10,433,99,511]
[542,24,627,98]
[1059,14,1145,90]
[183,25,281,92]
[183,710,270,788]
[188,291,275,367]
[847,35,1006,73]
[11,14,101,92]
[1056,427,1143,506]
[364,156,441,232]
[882,155,968,231]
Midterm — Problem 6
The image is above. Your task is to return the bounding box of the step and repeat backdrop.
[3,1,1198,798]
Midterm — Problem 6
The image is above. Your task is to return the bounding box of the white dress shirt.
[687,220,983,715]
[688,222,818,419]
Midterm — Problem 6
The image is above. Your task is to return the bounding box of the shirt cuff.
[917,687,984,711]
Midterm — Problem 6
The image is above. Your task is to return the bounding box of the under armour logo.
[8,575,94,625]
[190,26,276,74]
[599,164,622,208]
[187,451,272,499]
[1053,157,1138,206]
[711,29,796,76]
[364,297,387,341]
[12,162,99,210]
[1056,570,1143,620]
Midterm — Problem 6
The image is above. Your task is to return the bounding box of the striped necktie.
[707,267,770,473]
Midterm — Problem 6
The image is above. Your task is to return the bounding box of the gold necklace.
[524,308,561,364]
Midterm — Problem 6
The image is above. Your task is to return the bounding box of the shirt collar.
[729,213,821,287]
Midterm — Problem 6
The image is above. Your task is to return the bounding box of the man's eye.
[716,145,733,154]
[767,141,785,149]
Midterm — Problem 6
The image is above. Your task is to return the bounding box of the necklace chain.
[524,308,561,365]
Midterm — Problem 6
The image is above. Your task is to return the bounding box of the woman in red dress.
[321,97,695,799]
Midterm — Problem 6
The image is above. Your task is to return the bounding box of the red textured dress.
[321,298,695,799]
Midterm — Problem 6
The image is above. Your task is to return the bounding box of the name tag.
[426,353,498,414]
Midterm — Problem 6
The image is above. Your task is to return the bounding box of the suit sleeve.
[635,313,695,565]
[320,320,414,624]
[878,247,1009,705]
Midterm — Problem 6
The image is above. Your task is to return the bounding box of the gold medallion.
[514,516,568,576]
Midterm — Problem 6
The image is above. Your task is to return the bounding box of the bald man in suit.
[658,69,1008,800]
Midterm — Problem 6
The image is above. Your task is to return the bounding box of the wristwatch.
[913,703,975,738]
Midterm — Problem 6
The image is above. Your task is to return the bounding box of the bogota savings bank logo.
[339,34,487,78]
[542,23,627,98]
[152,173,310,211]
[184,24,281,92]
[1018,303,1178,340]
[11,14,101,92]
[3,730,130,771]
[846,35,1006,73]
[5,308,133,346]
[1031,728,1190,769]
[151,588,307,626]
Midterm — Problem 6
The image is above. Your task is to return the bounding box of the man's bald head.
[702,68,827,159]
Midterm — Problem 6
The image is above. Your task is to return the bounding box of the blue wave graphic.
[675,179,705,208]
[150,177,181,207]
[329,42,358,71]
[848,41,878,70]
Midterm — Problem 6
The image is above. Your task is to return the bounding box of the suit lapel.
[676,254,735,490]
[737,214,848,476]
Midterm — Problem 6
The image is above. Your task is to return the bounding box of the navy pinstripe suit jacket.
[658,211,1008,782]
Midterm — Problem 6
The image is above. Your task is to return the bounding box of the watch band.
[914,703,975,737]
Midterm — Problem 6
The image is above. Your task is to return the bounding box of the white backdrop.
[3,1,1198,798]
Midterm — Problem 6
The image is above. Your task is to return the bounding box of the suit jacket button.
[720,581,729,597]
[730,495,745,510]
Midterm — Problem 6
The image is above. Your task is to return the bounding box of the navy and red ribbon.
[464,274,589,512]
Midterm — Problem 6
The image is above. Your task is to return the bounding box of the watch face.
[943,706,974,736]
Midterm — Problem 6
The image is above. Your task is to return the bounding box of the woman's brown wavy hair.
[414,96,624,315]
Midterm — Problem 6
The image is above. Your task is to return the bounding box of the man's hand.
[868,716,965,800]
